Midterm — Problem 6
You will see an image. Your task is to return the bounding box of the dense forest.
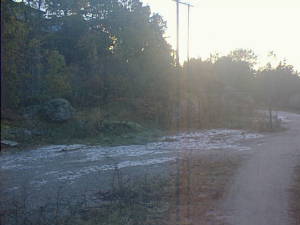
[1,0,300,144]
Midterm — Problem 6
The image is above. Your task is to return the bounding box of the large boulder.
[43,98,75,122]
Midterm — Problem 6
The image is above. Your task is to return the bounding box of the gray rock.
[43,98,75,122]
[1,140,19,147]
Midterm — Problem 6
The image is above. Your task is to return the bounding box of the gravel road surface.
[223,111,300,225]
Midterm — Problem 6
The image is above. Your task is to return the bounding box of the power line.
[171,3,195,225]
[176,0,180,66]
[172,0,194,66]
[187,3,192,63]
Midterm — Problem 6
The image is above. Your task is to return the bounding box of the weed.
[290,164,300,225]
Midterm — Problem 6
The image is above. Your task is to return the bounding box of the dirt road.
[223,112,300,225]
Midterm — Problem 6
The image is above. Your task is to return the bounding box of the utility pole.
[173,0,194,66]
[176,0,180,66]
[173,0,193,225]
[174,2,181,224]
[187,4,191,63]
[172,2,194,224]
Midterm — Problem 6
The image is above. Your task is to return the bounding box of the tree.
[1,0,29,108]
[229,49,257,68]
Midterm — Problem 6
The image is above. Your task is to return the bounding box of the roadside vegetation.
[167,152,242,225]
[290,164,300,225]
[0,173,172,225]
[1,0,300,148]
[0,151,242,225]
[1,1,299,225]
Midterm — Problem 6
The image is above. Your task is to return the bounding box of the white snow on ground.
[277,114,291,122]
[0,129,263,189]
[0,144,87,170]
[154,129,263,151]
[56,157,177,183]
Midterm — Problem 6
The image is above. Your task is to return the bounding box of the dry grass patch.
[290,164,300,225]
[0,151,244,225]
[167,152,243,225]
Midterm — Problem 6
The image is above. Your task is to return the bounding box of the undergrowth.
[0,152,242,225]
[290,164,300,225]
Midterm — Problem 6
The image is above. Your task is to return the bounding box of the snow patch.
[0,129,264,189]
[56,157,176,183]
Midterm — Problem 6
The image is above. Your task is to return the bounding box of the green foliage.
[1,172,171,225]
[250,61,300,114]
[43,50,72,99]
[2,0,299,133]
[1,0,29,108]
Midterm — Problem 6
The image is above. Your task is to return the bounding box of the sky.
[141,0,300,71]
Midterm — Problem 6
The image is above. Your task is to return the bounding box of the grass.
[290,164,300,225]
[0,172,172,225]
[1,105,285,150]
[0,151,243,225]
[1,111,164,149]
[220,111,285,132]
[167,152,242,225]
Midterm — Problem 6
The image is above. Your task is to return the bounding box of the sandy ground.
[223,112,300,225]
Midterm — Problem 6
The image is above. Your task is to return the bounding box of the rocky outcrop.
[42,98,75,122]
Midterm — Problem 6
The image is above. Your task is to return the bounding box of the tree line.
[2,0,300,129]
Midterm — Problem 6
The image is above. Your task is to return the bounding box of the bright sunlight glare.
[142,0,300,70]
